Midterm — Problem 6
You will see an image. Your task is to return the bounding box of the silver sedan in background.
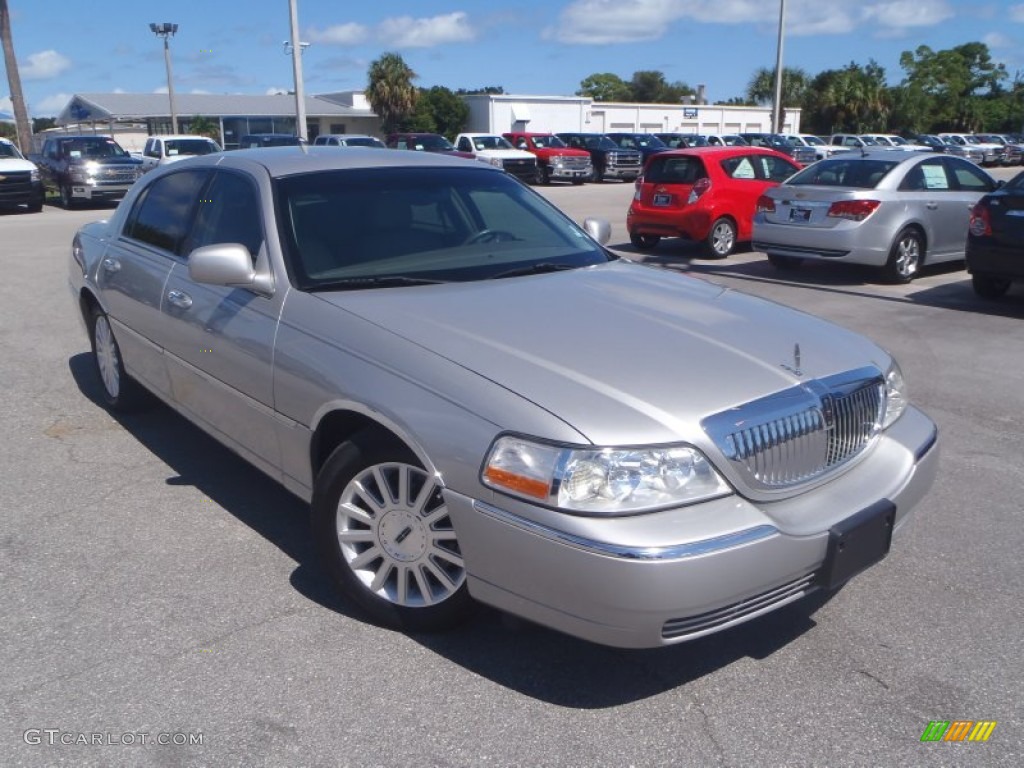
[752,151,999,282]
[69,148,937,648]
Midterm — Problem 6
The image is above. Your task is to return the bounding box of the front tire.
[971,273,1011,298]
[88,306,150,411]
[884,228,923,283]
[312,435,472,632]
[60,183,76,209]
[705,217,737,258]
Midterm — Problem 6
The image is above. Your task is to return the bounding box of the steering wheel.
[464,229,518,245]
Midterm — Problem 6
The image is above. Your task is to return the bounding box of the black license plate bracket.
[818,500,895,590]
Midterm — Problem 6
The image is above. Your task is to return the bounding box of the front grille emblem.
[781,343,803,376]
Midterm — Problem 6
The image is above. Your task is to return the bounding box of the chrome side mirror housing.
[188,244,256,286]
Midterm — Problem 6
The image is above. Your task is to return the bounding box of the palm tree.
[746,66,808,131]
[366,53,418,136]
[1,0,32,153]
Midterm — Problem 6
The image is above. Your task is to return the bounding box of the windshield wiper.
[489,263,580,280]
[308,275,447,292]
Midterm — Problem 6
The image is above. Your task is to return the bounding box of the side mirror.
[996,179,1006,189]
[583,218,611,245]
[188,243,255,286]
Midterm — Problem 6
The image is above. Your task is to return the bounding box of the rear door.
[940,157,997,258]
[720,153,799,238]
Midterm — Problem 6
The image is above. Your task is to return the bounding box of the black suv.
[605,133,670,163]
[739,133,817,166]
[556,132,642,182]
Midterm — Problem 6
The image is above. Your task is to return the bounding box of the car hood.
[0,157,37,172]
[319,261,888,445]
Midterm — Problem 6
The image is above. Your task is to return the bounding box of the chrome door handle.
[101,257,121,273]
[166,290,193,309]
[926,202,939,210]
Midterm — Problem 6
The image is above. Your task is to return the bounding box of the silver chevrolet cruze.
[753,150,999,282]
[69,147,938,648]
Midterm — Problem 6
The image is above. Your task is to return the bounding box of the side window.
[183,171,264,260]
[900,158,949,191]
[722,155,757,179]
[123,170,209,254]
[759,155,798,183]
[457,137,472,152]
[945,158,994,192]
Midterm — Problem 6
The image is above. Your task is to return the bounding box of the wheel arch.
[894,222,928,261]
[78,287,102,328]
[310,407,435,483]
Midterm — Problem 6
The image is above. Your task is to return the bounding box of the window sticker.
[922,165,949,190]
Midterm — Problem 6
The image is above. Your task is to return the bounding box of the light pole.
[149,22,179,133]
[286,0,308,141]
[771,0,787,134]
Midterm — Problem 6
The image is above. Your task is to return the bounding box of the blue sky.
[2,1,1023,117]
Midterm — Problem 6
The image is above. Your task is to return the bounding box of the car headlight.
[552,156,565,167]
[488,157,503,168]
[882,360,907,429]
[482,435,731,515]
[70,168,88,182]
[30,168,39,182]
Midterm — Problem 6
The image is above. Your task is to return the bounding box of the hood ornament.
[781,343,803,376]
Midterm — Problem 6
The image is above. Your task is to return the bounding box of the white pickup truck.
[139,135,222,172]
[454,133,539,183]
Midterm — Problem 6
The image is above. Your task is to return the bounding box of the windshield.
[531,135,566,149]
[859,136,880,146]
[722,135,748,146]
[889,137,908,146]
[165,139,219,156]
[802,136,825,146]
[786,158,900,188]
[0,142,23,159]
[62,138,130,158]
[472,136,514,150]
[277,167,612,289]
[410,135,454,151]
[965,136,983,145]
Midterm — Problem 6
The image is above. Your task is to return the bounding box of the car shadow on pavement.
[69,351,836,706]
[906,279,1024,317]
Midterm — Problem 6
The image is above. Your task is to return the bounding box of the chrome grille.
[703,367,885,492]
[662,572,817,640]
[560,155,590,170]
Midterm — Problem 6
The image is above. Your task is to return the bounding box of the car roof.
[166,145,490,177]
[152,134,217,141]
[653,146,787,158]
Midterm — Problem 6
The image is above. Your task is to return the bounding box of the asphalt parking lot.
[1,176,1022,767]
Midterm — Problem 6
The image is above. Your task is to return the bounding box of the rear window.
[787,158,899,188]
[645,156,706,184]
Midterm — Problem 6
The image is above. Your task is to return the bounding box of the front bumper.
[448,406,938,648]
[70,181,135,201]
[601,164,641,180]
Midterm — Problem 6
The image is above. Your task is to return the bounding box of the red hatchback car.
[627,146,800,257]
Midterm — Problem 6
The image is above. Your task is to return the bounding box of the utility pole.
[287,0,307,141]
[149,23,179,133]
[771,0,787,134]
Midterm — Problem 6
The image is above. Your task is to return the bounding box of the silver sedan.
[68,147,937,648]
[753,151,999,282]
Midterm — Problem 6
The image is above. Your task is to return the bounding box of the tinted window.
[788,158,898,188]
[124,170,208,253]
[164,139,218,156]
[899,158,949,191]
[647,156,706,184]
[276,167,609,287]
[944,158,994,192]
[184,171,264,260]
[758,155,798,182]
[721,156,757,179]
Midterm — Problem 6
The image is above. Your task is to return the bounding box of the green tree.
[899,42,1007,130]
[32,116,56,133]
[801,61,889,134]
[577,73,632,102]
[629,70,693,103]
[404,86,468,139]
[366,52,418,136]
[455,86,504,95]
[747,66,808,131]
[187,115,220,142]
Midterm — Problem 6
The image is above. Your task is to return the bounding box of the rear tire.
[767,253,802,270]
[540,167,552,185]
[630,233,661,251]
[88,306,151,411]
[971,273,1011,298]
[705,217,737,258]
[883,228,923,283]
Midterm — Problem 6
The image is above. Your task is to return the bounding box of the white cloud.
[33,92,72,115]
[20,50,72,81]
[0,95,12,115]
[307,22,368,45]
[860,0,954,30]
[266,87,289,95]
[549,0,951,44]
[1011,4,1024,22]
[154,86,169,94]
[983,32,1012,49]
[190,89,212,95]
[377,12,476,48]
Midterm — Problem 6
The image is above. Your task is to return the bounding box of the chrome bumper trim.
[471,500,777,561]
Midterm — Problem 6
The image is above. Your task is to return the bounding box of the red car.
[627,146,800,257]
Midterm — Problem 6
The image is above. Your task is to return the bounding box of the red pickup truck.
[502,132,592,185]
